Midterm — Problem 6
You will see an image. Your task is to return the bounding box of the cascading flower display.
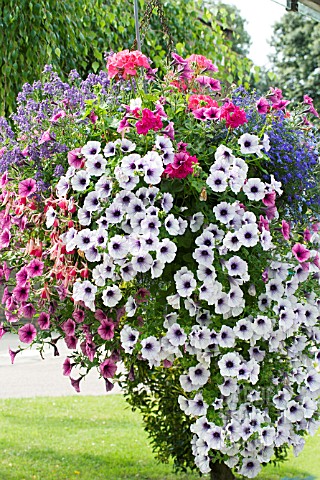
[0,50,319,479]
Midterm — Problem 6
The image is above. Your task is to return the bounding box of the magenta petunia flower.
[0,171,8,188]
[16,267,29,286]
[65,335,78,349]
[26,259,44,278]
[97,319,115,340]
[13,282,30,302]
[281,220,290,240]
[38,129,54,144]
[21,303,36,319]
[292,243,310,263]
[38,312,50,330]
[262,191,276,207]
[100,358,117,379]
[0,229,11,249]
[0,322,5,339]
[70,376,81,393]
[256,97,270,114]
[2,261,11,281]
[62,318,76,337]
[304,229,312,242]
[18,178,37,198]
[18,323,37,344]
[9,348,19,364]
[50,110,66,122]
[68,148,84,169]
[62,358,73,376]
[72,309,85,323]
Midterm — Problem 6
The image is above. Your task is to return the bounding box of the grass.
[0,395,318,480]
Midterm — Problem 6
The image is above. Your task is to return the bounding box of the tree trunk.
[210,461,235,480]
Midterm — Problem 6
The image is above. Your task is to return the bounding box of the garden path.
[0,334,122,398]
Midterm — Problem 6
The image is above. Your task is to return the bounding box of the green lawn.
[0,395,319,480]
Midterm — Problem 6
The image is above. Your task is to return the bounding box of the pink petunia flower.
[72,309,85,323]
[186,54,218,72]
[188,94,218,111]
[292,243,310,263]
[70,377,81,393]
[38,312,50,330]
[0,323,5,339]
[18,323,37,344]
[100,358,117,379]
[258,215,269,232]
[195,75,221,91]
[0,229,11,249]
[65,335,78,349]
[62,318,76,337]
[281,220,290,240]
[26,259,44,278]
[18,178,37,197]
[50,110,66,122]
[21,303,36,319]
[9,348,19,364]
[0,172,8,188]
[107,50,150,80]
[304,229,312,242]
[38,129,54,144]
[219,102,247,129]
[89,110,98,124]
[63,358,73,376]
[68,148,84,169]
[262,191,276,207]
[97,319,115,340]
[256,97,270,114]
[304,95,319,117]
[13,282,30,302]
[136,109,163,135]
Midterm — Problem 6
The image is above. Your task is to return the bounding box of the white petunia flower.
[243,178,266,201]
[190,212,204,232]
[102,285,122,307]
[81,140,101,157]
[218,352,241,377]
[71,170,90,192]
[95,175,113,198]
[83,191,100,212]
[46,206,56,228]
[120,325,139,353]
[86,154,107,176]
[78,207,91,226]
[157,239,177,263]
[213,202,236,224]
[206,170,228,193]
[238,133,262,156]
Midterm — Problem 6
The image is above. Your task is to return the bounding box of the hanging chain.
[132,0,174,56]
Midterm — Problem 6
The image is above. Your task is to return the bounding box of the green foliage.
[269,12,320,110]
[0,0,253,115]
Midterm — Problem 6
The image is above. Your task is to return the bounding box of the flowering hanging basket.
[0,49,320,478]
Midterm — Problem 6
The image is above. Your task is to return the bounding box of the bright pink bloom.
[272,99,290,111]
[0,323,5,339]
[18,323,37,344]
[50,110,66,122]
[258,215,269,232]
[18,178,37,197]
[86,341,96,362]
[195,75,221,91]
[188,94,218,111]
[262,269,269,283]
[107,49,150,80]
[256,97,270,114]
[0,172,8,188]
[268,87,283,103]
[313,254,320,269]
[16,267,29,286]
[70,377,81,393]
[65,335,78,349]
[38,129,54,144]
[62,319,76,336]
[21,303,36,319]
[68,148,84,169]
[187,54,218,72]
[304,95,319,117]
[0,229,11,249]
[63,358,73,376]
[100,358,117,379]
[204,107,220,120]
[13,282,30,302]
[9,348,19,364]
[192,107,207,120]
[89,110,98,124]
[21,146,29,157]
[38,312,50,330]
[0,147,6,157]
[312,222,320,232]
[95,309,108,322]
[163,121,175,140]
[262,191,276,207]
[292,243,310,263]
[219,102,247,129]
[136,109,163,135]
[164,151,198,179]
[72,309,85,323]
[304,229,312,242]
[265,205,278,220]
[2,261,11,281]
[281,220,290,240]
[26,259,44,278]
[98,319,115,340]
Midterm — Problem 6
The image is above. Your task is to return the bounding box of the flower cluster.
[0,50,319,478]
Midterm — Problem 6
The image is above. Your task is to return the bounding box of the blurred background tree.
[0,0,254,115]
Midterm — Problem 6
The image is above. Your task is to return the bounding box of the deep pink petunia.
[258,215,269,232]
[16,267,29,286]
[164,151,198,179]
[62,318,76,336]
[304,95,319,117]
[256,97,270,114]
[292,243,310,263]
[38,312,50,330]
[13,282,30,302]
[18,178,37,198]
[18,323,37,344]
[136,109,163,135]
[0,322,5,339]
[72,309,85,323]
[97,319,115,340]
[38,129,54,144]
[219,102,247,129]
[21,303,36,319]
[70,377,81,393]
[68,148,84,169]
[26,259,44,278]
[304,228,312,242]
[89,110,98,124]
[50,110,66,122]
[9,348,19,364]
[65,335,78,349]
[281,220,290,240]
[100,358,117,379]
[262,191,276,207]
[63,358,73,376]
[0,229,11,249]
[0,172,8,188]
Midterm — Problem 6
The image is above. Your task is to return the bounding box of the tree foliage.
[0,0,253,115]
[269,12,320,110]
